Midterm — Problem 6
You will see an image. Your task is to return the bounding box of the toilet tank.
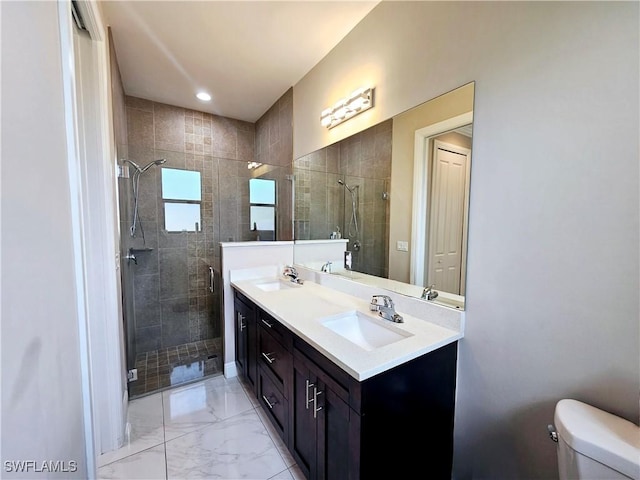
[554,399,640,480]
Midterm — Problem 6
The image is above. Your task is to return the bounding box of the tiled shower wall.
[122,97,248,352]
[120,88,293,354]
[255,88,294,241]
[294,119,392,277]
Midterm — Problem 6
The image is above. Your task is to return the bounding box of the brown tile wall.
[255,88,294,240]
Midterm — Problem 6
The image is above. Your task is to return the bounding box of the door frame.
[410,111,473,286]
[58,0,127,467]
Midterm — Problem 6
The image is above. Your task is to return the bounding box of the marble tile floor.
[97,374,305,480]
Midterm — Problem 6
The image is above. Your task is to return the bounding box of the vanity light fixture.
[320,87,374,129]
[196,92,211,101]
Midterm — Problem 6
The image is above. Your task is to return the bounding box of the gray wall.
[293,2,639,478]
[1,1,89,476]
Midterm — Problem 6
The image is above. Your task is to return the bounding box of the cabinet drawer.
[258,327,291,392]
[258,367,289,443]
[258,309,291,349]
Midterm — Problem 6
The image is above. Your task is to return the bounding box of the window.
[161,168,202,232]
[249,178,276,238]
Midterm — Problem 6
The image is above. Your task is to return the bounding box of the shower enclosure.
[113,94,293,398]
[117,145,224,398]
[114,106,225,398]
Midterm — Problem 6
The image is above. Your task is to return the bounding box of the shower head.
[338,179,356,193]
[140,158,166,172]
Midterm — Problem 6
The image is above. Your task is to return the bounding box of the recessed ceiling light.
[196,92,211,101]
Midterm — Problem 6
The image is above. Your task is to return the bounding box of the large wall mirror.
[293,82,474,310]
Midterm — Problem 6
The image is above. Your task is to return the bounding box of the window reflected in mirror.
[161,168,202,232]
[249,178,276,240]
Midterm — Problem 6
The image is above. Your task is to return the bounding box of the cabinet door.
[234,296,257,396]
[246,309,258,392]
[292,352,353,480]
[316,381,351,480]
[291,358,317,480]
[234,302,248,374]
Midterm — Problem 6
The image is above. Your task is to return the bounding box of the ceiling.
[100,1,379,123]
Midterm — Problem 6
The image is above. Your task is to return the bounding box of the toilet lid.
[555,399,640,479]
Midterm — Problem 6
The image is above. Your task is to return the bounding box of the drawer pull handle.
[238,312,245,331]
[262,352,275,364]
[261,318,273,328]
[262,395,277,409]
[305,379,314,409]
[313,388,323,419]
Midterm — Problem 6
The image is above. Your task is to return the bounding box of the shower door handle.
[209,266,214,293]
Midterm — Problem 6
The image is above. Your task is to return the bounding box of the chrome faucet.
[421,284,438,300]
[321,261,332,273]
[369,295,403,323]
[283,265,304,285]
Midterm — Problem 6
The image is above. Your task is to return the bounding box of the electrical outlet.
[127,369,138,382]
[396,241,409,252]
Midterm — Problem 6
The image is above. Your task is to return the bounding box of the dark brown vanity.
[233,287,458,479]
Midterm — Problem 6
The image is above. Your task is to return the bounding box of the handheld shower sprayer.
[338,179,361,250]
[126,158,167,244]
[337,179,356,194]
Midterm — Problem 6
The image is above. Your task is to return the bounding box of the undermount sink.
[255,279,300,292]
[321,310,412,351]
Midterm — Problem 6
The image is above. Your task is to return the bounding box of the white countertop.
[231,276,462,381]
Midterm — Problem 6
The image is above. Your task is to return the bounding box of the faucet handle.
[422,284,438,300]
[283,265,297,276]
[371,294,393,308]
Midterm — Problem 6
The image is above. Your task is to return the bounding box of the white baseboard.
[224,361,239,379]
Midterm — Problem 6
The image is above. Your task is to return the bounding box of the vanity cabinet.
[291,346,355,480]
[232,287,458,479]
[233,290,258,396]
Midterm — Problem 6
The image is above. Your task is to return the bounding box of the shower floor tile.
[129,338,222,398]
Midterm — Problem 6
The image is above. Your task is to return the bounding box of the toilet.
[552,399,640,479]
